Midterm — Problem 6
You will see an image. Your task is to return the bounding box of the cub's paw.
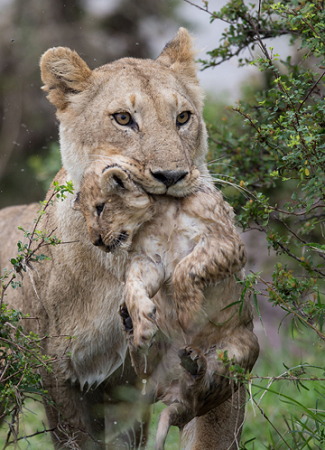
[119,303,133,335]
[133,301,158,351]
[178,345,207,378]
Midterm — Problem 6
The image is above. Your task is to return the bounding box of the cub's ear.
[71,192,81,211]
[101,167,134,195]
[40,47,92,110]
[156,28,198,82]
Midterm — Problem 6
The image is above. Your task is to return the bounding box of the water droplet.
[114,421,117,425]
[141,379,147,395]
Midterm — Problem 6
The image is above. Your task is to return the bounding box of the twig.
[0,337,50,367]
[257,276,325,341]
[298,69,325,112]
[251,375,325,382]
[258,0,262,21]
[272,203,325,217]
[276,217,325,261]
[250,394,295,450]
[284,417,299,448]
[7,427,57,444]
[183,0,232,24]
[275,239,325,278]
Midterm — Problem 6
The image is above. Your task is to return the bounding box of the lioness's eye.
[113,112,132,126]
[96,204,104,216]
[176,111,191,125]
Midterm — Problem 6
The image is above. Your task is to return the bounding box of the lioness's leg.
[42,374,106,449]
[42,353,151,450]
[104,399,150,450]
[181,386,246,450]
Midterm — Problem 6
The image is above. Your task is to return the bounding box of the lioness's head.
[73,156,156,253]
[40,28,207,196]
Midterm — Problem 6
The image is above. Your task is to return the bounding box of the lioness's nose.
[151,170,188,188]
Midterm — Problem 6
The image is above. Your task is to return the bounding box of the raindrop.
[144,354,147,374]
[114,421,117,425]
[141,379,147,395]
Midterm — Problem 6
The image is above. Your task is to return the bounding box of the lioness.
[0,29,258,449]
[73,156,259,450]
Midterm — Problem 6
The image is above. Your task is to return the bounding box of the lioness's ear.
[101,167,133,195]
[40,47,92,110]
[156,28,198,82]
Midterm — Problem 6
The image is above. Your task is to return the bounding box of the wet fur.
[75,157,260,449]
[0,28,258,449]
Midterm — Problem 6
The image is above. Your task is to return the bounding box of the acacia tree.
[187,0,325,448]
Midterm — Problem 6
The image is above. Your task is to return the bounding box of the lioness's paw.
[178,345,207,377]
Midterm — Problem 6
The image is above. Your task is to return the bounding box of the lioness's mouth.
[102,231,129,253]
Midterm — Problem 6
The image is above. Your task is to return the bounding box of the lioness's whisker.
[207,156,227,164]
[210,177,252,198]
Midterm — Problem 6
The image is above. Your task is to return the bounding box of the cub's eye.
[113,112,132,126]
[96,204,105,216]
[176,111,191,126]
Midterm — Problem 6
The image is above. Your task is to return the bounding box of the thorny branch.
[256,275,325,342]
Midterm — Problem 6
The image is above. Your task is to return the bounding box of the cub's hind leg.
[173,235,246,330]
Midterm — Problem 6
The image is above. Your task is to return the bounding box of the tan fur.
[0,29,258,449]
[40,28,208,195]
[74,157,259,449]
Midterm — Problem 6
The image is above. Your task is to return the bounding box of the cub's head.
[40,28,206,196]
[73,157,155,253]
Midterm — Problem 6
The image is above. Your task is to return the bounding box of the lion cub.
[73,156,259,449]
[73,156,247,342]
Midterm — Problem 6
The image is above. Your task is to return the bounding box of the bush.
[0,182,74,448]
[193,0,325,448]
